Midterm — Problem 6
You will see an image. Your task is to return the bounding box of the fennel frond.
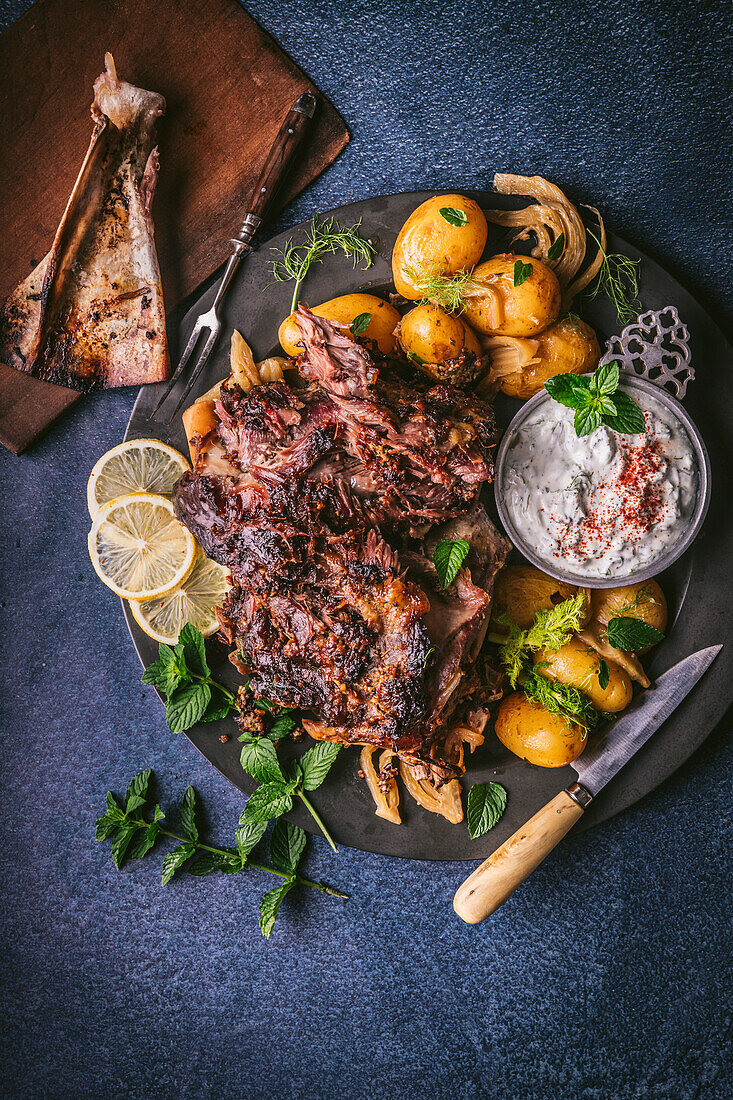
[269,217,375,312]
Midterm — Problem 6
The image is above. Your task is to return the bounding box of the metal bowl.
[493,375,711,589]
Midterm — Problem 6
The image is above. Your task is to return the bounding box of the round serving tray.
[125,190,733,861]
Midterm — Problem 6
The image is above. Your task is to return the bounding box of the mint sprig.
[142,623,238,733]
[96,770,347,939]
[238,732,342,852]
[545,361,645,437]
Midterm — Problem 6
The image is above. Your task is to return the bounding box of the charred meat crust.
[174,308,509,770]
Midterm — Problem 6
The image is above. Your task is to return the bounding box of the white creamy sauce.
[502,390,698,578]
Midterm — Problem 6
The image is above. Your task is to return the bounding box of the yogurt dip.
[501,388,698,579]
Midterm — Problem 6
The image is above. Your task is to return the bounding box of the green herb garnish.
[96,770,347,939]
[269,217,375,312]
[433,538,470,588]
[467,782,507,839]
[545,361,646,437]
[499,592,589,687]
[606,616,665,651]
[439,207,468,227]
[410,268,483,313]
[513,259,533,287]
[547,233,565,262]
[142,624,238,733]
[585,228,641,325]
[350,311,372,337]
[407,350,425,366]
[597,659,610,690]
[238,735,342,852]
[521,668,598,731]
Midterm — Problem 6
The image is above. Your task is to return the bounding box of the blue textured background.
[1,0,731,1097]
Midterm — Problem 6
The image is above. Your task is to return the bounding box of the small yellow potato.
[494,692,587,768]
[392,194,488,300]
[398,303,482,363]
[590,581,667,649]
[278,294,401,356]
[535,637,632,713]
[496,316,600,399]
[462,253,561,337]
[492,565,586,630]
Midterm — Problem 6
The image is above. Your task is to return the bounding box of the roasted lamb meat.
[174,308,508,776]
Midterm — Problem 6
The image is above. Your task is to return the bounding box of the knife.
[453,645,722,924]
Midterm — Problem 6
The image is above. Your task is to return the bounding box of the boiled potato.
[590,581,667,650]
[498,316,601,399]
[494,691,587,768]
[462,253,561,337]
[392,195,488,300]
[278,294,401,357]
[535,637,632,712]
[399,303,482,362]
[492,566,587,631]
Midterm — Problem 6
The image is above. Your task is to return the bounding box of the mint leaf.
[603,391,646,435]
[432,538,470,589]
[350,312,372,337]
[513,259,533,287]
[221,851,245,874]
[236,818,268,860]
[439,207,468,227]
[105,791,125,819]
[110,823,139,868]
[597,396,617,417]
[141,658,171,692]
[243,784,294,823]
[269,715,296,741]
[270,820,306,874]
[188,851,225,876]
[574,405,602,437]
[593,360,620,396]
[606,616,664,651]
[126,822,161,861]
[125,769,152,815]
[547,232,565,261]
[200,685,234,723]
[161,841,196,885]
[179,786,198,842]
[299,742,342,791]
[597,659,610,690]
[95,813,120,841]
[240,738,285,784]
[259,881,294,938]
[165,683,210,733]
[467,782,507,839]
[544,372,590,408]
[178,623,210,678]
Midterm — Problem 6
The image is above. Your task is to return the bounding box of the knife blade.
[572,644,722,799]
[453,644,722,924]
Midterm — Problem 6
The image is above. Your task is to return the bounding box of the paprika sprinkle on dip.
[502,388,698,580]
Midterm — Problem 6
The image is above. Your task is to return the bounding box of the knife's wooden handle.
[453,790,585,924]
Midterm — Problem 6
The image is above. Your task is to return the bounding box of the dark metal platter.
[125,190,733,861]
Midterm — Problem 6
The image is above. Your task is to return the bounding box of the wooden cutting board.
[0,0,349,454]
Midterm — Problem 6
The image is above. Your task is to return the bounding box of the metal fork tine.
[164,323,221,424]
[149,318,208,420]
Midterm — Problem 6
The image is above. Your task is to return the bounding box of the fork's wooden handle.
[246,92,317,222]
[453,788,587,924]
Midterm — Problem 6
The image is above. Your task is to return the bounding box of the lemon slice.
[87,438,190,518]
[129,551,230,643]
[88,493,196,600]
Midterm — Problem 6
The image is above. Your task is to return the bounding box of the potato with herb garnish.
[398,303,482,363]
[487,315,601,399]
[494,692,587,768]
[589,581,668,649]
[492,565,588,632]
[392,195,488,300]
[462,253,561,337]
[278,293,401,357]
[534,637,632,713]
